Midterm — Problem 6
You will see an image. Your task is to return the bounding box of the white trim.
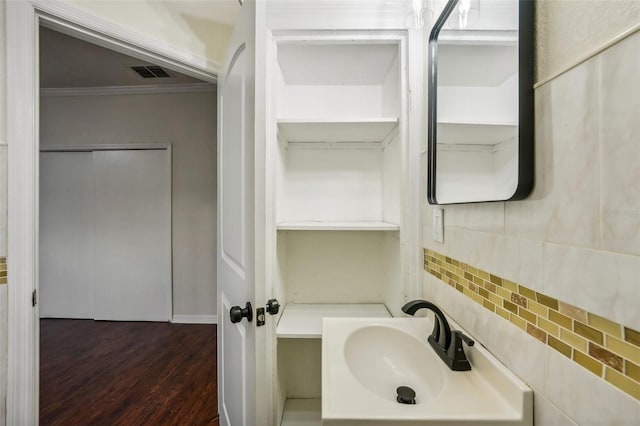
[406,26,425,302]
[40,143,172,152]
[7,2,39,424]
[40,83,216,97]
[534,22,640,89]
[32,0,220,82]
[163,146,174,323]
[7,1,221,422]
[171,315,219,324]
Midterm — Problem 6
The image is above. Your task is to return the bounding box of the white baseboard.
[171,314,218,324]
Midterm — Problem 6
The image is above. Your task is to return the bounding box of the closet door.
[39,151,94,318]
[93,149,171,321]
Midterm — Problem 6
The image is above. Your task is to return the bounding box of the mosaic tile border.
[0,257,6,285]
[424,249,640,401]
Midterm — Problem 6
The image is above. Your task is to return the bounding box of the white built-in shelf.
[437,122,517,147]
[277,303,391,338]
[277,221,400,231]
[439,29,518,46]
[277,118,398,148]
[281,398,321,426]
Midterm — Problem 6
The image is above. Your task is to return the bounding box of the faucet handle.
[447,330,474,371]
[453,330,474,347]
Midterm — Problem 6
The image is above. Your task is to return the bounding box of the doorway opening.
[37,26,219,424]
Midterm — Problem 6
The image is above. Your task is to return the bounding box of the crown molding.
[40,83,216,97]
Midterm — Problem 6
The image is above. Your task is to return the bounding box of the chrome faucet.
[402,299,475,371]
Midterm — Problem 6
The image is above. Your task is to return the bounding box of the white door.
[93,149,171,321]
[217,1,261,425]
[39,152,94,319]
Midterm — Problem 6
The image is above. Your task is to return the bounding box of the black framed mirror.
[427,0,534,205]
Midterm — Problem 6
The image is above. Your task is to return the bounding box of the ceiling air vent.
[131,65,172,78]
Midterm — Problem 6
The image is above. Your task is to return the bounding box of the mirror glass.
[427,0,533,204]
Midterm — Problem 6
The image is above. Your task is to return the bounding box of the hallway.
[40,320,218,425]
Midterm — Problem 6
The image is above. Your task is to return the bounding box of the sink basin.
[323,317,532,426]
[344,325,445,403]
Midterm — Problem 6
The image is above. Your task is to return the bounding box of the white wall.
[279,231,388,304]
[40,90,217,317]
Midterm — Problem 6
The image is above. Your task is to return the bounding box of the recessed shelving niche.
[272,38,406,426]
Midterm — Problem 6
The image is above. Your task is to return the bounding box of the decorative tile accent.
[626,328,640,346]
[574,321,604,345]
[589,343,623,372]
[424,249,640,401]
[548,335,571,358]
[0,257,6,285]
[558,301,587,323]
[627,361,640,382]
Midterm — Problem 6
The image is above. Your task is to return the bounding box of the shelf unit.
[437,122,517,148]
[272,38,405,426]
[439,29,518,46]
[276,303,391,338]
[281,398,321,426]
[278,118,398,149]
[276,221,399,231]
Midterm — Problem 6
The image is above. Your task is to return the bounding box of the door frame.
[6,1,217,423]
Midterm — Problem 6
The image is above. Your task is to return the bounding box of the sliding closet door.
[92,150,171,321]
[39,152,94,318]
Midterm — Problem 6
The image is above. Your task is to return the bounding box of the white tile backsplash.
[0,285,6,426]
[599,33,640,256]
[0,1,7,420]
[423,30,640,426]
[426,31,640,332]
[544,344,640,426]
[444,202,506,233]
[533,394,577,426]
[542,243,640,330]
[505,57,600,248]
[0,144,6,256]
[426,227,545,291]
[487,234,545,291]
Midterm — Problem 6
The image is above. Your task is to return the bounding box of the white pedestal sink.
[322,317,532,426]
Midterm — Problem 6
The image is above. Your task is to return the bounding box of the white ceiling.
[39,27,207,88]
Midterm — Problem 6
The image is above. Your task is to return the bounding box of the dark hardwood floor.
[40,319,219,426]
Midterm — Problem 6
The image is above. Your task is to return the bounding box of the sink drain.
[396,386,416,404]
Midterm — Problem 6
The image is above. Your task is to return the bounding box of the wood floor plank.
[40,319,219,425]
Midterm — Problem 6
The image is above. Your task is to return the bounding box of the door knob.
[230,302,253,323]
[266,298,280,315]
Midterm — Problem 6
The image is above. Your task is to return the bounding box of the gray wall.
[40,90,218,318]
